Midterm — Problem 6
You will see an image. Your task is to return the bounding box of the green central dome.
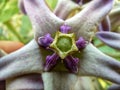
[56,36,72,52]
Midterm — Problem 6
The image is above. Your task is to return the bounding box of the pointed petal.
[54,0,80,20]
[23,0,64,40]
[108,84,120,90]
[96,32,120,50]
[42,72,79,90]
[42,72,102,90]
[65,0,113,40]
[78,43,120,84]
[0,40,44,80]
[98,16,111,31]
[6,74,44,90]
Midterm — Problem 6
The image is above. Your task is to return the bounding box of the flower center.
[38,24,86,73]
[50,31,78,59]
[56,36,72,52]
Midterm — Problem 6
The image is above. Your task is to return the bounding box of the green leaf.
[0,0,19,22]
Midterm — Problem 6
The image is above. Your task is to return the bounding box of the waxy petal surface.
[65,0,113,40]
[54,0,80,20]
[6,74,44,90]
[0,40,44,80]
[23,0,64,40]
[42,72,102,90]
[78,43,120,84]
[96,32,120,50]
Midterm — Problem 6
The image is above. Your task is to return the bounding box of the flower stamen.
[76,37,86,50]
[44,53,59,71]
[38,33,53,48]
[60,24,71,33]
[64,55,79,73]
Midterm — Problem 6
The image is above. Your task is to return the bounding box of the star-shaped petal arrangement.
[1,0,120,89]
[50,31,78,59]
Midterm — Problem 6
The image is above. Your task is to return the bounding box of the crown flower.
[1,0,120,90]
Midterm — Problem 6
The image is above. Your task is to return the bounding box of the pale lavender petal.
[42,72,80,90]
[78,43,120,84]
[65,0,113,40]
[42,72,102,90]
[23,0,64,40]
[98,16,111,31]
[6,74,44,90]
[108,84,120,90]
[96,32,120,50]
[54,0,80,20]
[0,40,44,80]
[18,0,26,14]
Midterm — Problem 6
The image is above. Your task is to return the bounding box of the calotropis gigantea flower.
[1,0,120,89]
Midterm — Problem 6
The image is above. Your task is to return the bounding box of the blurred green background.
[0,0,58,44]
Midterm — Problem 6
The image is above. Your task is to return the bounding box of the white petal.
[6,74,43,90]
[65,0,113,40]
[0,40,44,80]
[23,0,64,40]
[78,43,120,84]
[54,0,80,20]
[42,72,102,90]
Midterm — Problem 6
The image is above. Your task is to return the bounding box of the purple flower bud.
[38,34,53,48]
[64,56,79,73]
[44,53,59,71]
[60,24,71,33]
[76,37,86,49]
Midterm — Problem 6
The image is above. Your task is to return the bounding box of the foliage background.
[0,0,120,90]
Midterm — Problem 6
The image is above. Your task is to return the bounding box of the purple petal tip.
[38,34,53,48]
[44,53,59,71]
[60,24,71,33]
[76,37,86,49]
[64,56,79,73]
